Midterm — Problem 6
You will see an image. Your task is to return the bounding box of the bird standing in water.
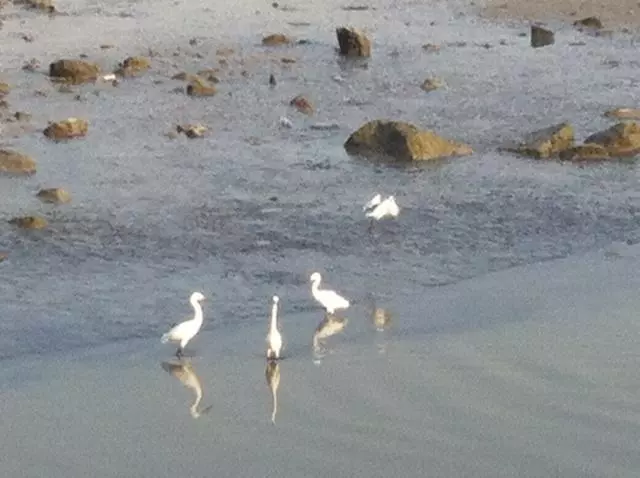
[266,295,283,360]
[161,292,206,358]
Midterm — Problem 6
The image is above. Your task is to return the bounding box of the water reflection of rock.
[312,313,348,362]
[161,359,212,419]
[265,360,281,424]
[366,294,392,332]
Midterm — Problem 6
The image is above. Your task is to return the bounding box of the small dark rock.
[531,25,554,48]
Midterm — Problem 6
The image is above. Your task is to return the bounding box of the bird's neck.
[190,299,203,325]
[311,280,321,294]
[270,302,278,332]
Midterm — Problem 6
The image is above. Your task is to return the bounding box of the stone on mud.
[49,59,100,84]
[336,27,371,57]
[9,216,48,229]
[531,25,554,48]
[115,56,151,77]
[508,122,574,158]
[186,76,217,97]
[0,149,36,174]
[583,122,640,157]
[344,120,473,162]
[0,82,10,97]
[43,117,88,140]
[262,34,292,46]
[36,187,71,203]
[604,108,640,120]
[290,95,314,115]
[558,144,610,161]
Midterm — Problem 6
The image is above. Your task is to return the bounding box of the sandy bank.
[482,0,640,28]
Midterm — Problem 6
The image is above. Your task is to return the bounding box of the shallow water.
[1,0,640,475]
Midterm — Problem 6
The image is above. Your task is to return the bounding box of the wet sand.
[2,242,640,478]
[482,0,640,28]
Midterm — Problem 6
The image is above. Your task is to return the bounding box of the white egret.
[161,292,206,358]
[309,272,350,314]
[266,295,283,360]
[364,194,400,232]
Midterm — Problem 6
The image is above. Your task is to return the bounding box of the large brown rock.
[583,122,640,157]
[508,122,574,158]
[36,187,71,203]
[336,27,371,57]
[344,120,472,162]
[115,56,151,77]
[43,118,88,140]
[0,149,36,174]
[9,215,48,229]
[49,59,100,84]
[0,82,10,97]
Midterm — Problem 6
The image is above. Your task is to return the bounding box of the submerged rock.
[344,120,472,162]
[176,123,207,138]
[559,144,610,161]
[420,77,445,92]
[115,56,151,77]
[531,25,554,48]
[604,108,640,120]
[36,187,71,203]
[336,26,371,57]
[9,215,48,229]
[290,95,314,115]
[508,122,574,158]
[0,149,36,174]
[43,117,88,140]
[262,34,292,46]
[49,59,100,84]
[583,122,640,157]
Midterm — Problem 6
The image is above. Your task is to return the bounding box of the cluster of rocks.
[2,18,639,240]
[507,121,640,161]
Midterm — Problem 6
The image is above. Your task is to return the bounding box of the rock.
[344,120,473,162]
[262,34,292,46]
[281,57,296,64]
[508,122,574,158]
[0,82,10,97]
[290,95,314,115]
[176,123,207,138]
[171,71,196,81]
[36,187,71,203]
[531,25,554,48]
[196,69,220,83]
[9,216,48,229]
[186,77,217,97]
[49,59,100,84]
[604,108,640,120]
[269,74,277,86]
[574,16,603,30]
[420,77,445,92]
[115,56,151,77]
[559,144,610,161]
[336,27,371,57]
[0,150,36,174]
[23,0,55,12]
[421,43,441,52]
[583,122,640,157]
[43,117,88,140]
[0,252,6,262]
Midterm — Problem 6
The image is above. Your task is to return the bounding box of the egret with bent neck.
[310,272,350,314]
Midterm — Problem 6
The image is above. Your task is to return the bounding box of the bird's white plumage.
[161,292,206,353]
[365,195,400,221]
[363,193,382,212]
[310,272,350,314]
[266,295,283,359]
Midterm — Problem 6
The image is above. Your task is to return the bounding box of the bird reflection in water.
[161,359,213,419]
[366,294,392,354]
[265,360,281,424]
[312,313,348,364]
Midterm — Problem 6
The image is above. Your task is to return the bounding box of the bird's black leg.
[367,220,375,235]
[176,347,183,358]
